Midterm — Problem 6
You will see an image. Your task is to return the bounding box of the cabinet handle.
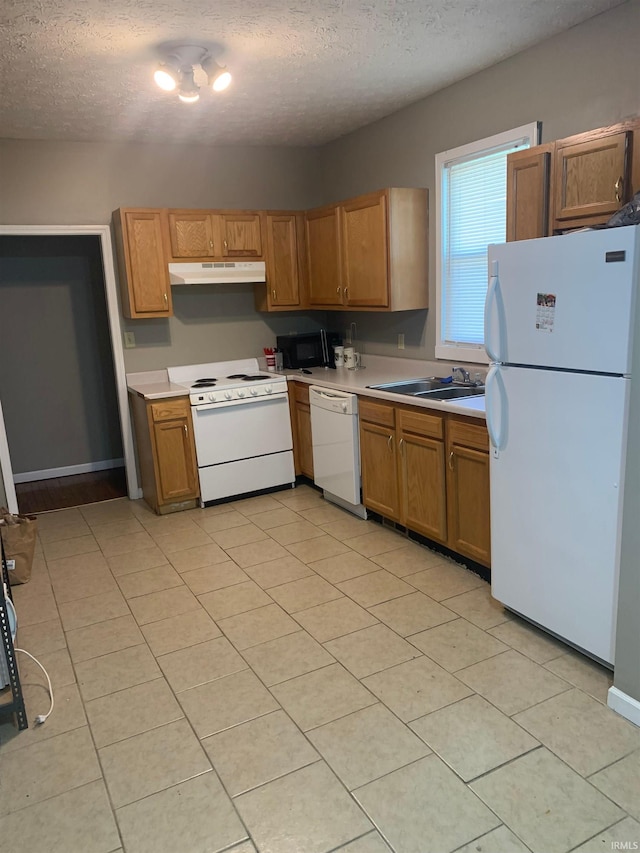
[399,437,404,454]
[336,286,341,296]
[209,240,214,248]
[387,434,393,450]
[449,451,455,471]
[163,292,168,305]
[184,424,188,436]
[272,289,277,300]
[224,239,228,249]
[615,176,623,203]
[344,287,349,300]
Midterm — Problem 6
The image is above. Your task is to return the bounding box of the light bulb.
[178,68,199,103]
[154,66,178,92]
[212,70,232,92]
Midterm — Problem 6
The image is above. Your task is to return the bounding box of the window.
[435,122,539,363]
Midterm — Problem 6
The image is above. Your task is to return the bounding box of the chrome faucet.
[451,366,470,385]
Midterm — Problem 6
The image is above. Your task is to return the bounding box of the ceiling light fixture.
[154,45,232,103]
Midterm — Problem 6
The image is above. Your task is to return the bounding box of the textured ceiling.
[0,0,625,146]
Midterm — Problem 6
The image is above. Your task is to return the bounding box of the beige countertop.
[126,355,486,420]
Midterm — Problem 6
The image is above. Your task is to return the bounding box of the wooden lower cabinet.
[360,420,401,521]
[289,382,314,478]
[359,398,490,567]
[130,394,199,514]
[446,417,491,566]
[398,408,447,543]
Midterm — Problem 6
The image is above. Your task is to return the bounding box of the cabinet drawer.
[359,397,396,427]
[150,398,190,423]
[447,417,489,452]
[292,382,310,406]
[398,406,444,440]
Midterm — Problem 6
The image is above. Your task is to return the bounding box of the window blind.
[442,142,523,346]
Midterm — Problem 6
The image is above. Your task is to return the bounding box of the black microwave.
[277,330,342,370]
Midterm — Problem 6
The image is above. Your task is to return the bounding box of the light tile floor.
[1,485,639,853]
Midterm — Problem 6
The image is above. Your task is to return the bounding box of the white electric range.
[167,359,295,505]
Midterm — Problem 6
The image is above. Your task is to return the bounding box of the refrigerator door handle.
[484,260,501,363]
[485,363,505,453]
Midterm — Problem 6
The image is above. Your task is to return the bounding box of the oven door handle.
[192,392,288,412]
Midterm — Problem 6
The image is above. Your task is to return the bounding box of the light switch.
[124,331,136,348]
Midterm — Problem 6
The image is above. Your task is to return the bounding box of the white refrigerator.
[485,224,640,665]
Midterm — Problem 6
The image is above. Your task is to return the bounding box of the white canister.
[334,345,345,367]
[344,347,355,368]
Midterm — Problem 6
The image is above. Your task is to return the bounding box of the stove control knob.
[208,392,216,402]
[238,389,246,398]
[265,386,273,394]
[250,388,259,396]
[224,391,233,400]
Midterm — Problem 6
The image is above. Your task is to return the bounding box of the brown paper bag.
[0,507,38,585]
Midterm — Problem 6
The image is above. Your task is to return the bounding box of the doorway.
[0,225,138,514]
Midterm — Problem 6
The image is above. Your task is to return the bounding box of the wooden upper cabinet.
[254,211,307,312]
[265,213,301,307]
[506,146,552,242]
[112,208,172,318]
[307,187,428,311]
[341,191,389,307]
[167,210,263,261]
[306,205,342,306]
[219,213,262,257]
[554,130,631,224]
[168,211,216,258]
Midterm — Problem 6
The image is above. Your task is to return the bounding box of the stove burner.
[227,374,249,379]
[243,375,270,381]
[192,380,217,388]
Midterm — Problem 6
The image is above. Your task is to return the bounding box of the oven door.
[191,394,293,468]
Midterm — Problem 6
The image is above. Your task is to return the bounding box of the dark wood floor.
[15,467,128,514]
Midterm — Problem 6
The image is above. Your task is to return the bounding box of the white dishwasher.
[309,386,367,518]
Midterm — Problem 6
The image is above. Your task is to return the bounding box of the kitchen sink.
[368,378,445,395]
[419,386,485,400]
[367,378,484,401]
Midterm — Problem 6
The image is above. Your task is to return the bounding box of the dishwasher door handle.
[310,387,351,400]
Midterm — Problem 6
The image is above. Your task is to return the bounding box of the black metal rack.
[0,535,28,730]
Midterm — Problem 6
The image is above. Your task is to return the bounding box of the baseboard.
[13,458,125,484]
[608,686,640,726]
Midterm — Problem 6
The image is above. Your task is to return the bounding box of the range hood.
[169,261,266,285]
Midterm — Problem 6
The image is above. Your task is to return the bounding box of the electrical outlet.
[398,333,405,350]
[124,331,136,348]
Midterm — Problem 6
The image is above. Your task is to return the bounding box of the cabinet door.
[554,131,630,223]
[295,404,314,478]
[506,147,551,242]
[400,432,447,544]
[341,191,389,307]
[153,417,199,503]
[360,421,400,521]
[306,206,342,307]
[265,214,300,306]
[446,421,491,566]
[120,210,172,317]
[168,212,216,258]
[219,214,262,257]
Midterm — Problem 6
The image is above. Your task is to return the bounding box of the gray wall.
[0,236,122,474]
[0,141,322,225]
[321,0,640,361]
